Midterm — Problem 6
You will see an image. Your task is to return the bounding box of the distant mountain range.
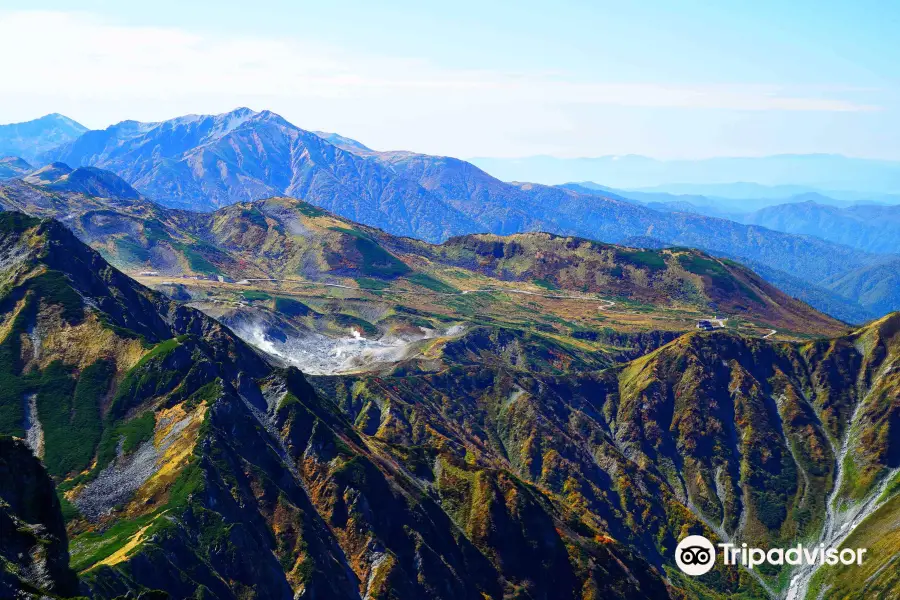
[562,184,900,319]
[0,113,87,163]
[40,108,479,241]
[0,175,844,337]
[561,182,866,216]
[565,183,900,254]
[742,201,900,254]
[469,153,900,193]
[3,108,899,322]
[633,181,900,204]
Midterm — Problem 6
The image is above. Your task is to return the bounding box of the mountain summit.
[43,108,479,241]
[0,114,88,163]
[21,162,141,200]
[0,156,33,180]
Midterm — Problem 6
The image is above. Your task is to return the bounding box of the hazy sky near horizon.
[1,1,898,160]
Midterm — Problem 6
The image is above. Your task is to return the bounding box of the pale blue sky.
[1,1,897,159]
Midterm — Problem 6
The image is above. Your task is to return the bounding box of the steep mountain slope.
[0,156,32,180]
[2,212,897,599]
[0,114,88,163]
[363,151,544,235]
[731,258,876,325]
[742,201,900,254]
[313,131,372,152]
[1,436,80,598]
[0,213,678,599]
[42,108,478,241]
[316,311,900,599]
[825,258,900,317]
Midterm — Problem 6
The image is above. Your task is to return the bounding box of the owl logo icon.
[675,535,716,576]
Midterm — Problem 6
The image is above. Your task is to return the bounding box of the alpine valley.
[0,110,898,600]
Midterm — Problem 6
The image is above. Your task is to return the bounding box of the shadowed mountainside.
[0,436,80,598]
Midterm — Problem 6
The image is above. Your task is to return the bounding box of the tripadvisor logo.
[675,535,867,576]
[675,535,716,576]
